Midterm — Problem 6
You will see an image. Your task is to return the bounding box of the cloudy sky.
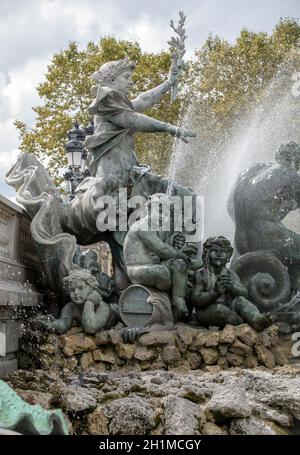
[0,0,299,199]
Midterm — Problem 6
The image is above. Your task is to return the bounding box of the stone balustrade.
[0,194,43,377]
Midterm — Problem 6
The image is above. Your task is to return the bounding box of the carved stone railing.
[0,194,44,377]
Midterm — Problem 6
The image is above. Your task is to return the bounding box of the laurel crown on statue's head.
[92,58,136,85]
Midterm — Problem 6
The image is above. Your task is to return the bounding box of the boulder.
[230,417,277,435]
[226,352,244,367]
[87,406,109,435]
[80,352,95,369]
[189,330,208,351]
[186,351,203,370]
[61,333,97,356]
[229,339,253,357]
[105,396,156,435]
[116,343,135,360]
[176,325,198,346]
[219,325,235,344]
[205,331,220,348]
[254,343,275,369]
[50,383,97,413]
[164,395,201,435]
[15,389,53,409]
[94,331,111,345]
[205,384,252,422]
[161,346,181,365]
[201,421,228,435]
[200,348,219,365]
[134,347,157,362]
[234,324,257,346]
[93,348,116,365]
[271,346,288,366]
[138,332,175,347]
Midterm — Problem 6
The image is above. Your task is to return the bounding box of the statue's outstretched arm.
[132,81,171,113]
[132,53,184,112]
[109,110,195,143]
[37,302,75,333]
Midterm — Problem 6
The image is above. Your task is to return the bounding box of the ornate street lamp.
[63,120,93,199]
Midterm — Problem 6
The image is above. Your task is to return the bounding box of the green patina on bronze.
[0,380,68,435]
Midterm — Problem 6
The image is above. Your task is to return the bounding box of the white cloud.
[4,57,50,123]
[125,14,170,54]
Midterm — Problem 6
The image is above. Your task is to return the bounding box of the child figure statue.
[37,269,119,335]
[191,236,272,331]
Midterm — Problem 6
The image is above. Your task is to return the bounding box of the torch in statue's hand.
[168,11,187,103]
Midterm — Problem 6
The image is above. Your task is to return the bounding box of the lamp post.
[63,120,93,199]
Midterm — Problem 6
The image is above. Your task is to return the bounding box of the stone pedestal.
[0,195,43,377]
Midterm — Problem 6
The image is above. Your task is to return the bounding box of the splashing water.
[168,60,300,243]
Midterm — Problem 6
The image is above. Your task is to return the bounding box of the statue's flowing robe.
[85,87,139,184]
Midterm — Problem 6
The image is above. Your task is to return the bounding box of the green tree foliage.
[15,37,180,179]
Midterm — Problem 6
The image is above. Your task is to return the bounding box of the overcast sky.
[0,0,299,199]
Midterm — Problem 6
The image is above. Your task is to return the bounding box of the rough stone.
[170,360,191,373]
[226,352,244,367]
[219,325,235,344]
[108,329,122,345]
[205,331,220,348]
[186,351,203,370]
[229,339,253,357]
[161,346,181,365]
[234,324,257,346]
[7,362,300,435]
[164,396,201,435]
[15,389,53,409]
[175,334,188,354]
[176,325,198,346]
[189,330,208,351]
[218,344,229,356]
[66,327,83,335]
[81,351,95,370]
[200,348,219,365]
[105,396,156,435]
[87,406,109,435]
[61,333,97,356]
[201,421,228,435]
[254,343,275,369]
[258,407,294,427]
[116,343,135,360]
[243,355,258,369]
[93,348,116,364]
[178,385,207,403]
[217,356,228,369]
[138,332,175,347]
[94,331,111,346]
[271,346,289,366]
[205,384,252,422]
[239,369,300,420]
[202,365,221,373]
[50,383,97,413]
[259,326,280,348]
[134,347,157,362]
[230,417,277,435]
